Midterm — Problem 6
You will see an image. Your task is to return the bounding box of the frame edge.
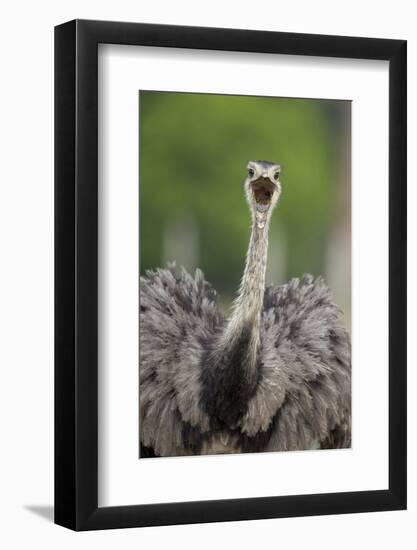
[388,39,407,510]
[54,19,77,530]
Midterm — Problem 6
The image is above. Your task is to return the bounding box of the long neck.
[221,217,270,384]
[230,220,269,329]
[201,215,270,426]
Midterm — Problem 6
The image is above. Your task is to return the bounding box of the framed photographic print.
[55,19,406,530]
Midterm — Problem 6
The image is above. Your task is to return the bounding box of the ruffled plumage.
[140,266,351,457]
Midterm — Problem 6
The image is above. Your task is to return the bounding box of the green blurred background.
[139,91,351,324]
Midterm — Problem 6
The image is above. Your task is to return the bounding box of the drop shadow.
[24,505,54,523]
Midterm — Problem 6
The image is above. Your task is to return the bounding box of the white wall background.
[0,1,414,548]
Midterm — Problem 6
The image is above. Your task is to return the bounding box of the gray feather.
[140,267,351,457]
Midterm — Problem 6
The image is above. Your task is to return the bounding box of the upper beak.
[262,172,277,185]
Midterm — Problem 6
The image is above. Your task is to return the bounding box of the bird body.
[140,161,351,457]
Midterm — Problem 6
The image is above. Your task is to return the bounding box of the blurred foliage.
[140,91,350,309]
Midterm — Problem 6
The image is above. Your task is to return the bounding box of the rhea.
[140,160,351,457]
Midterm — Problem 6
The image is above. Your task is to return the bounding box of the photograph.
[139,91,352,458]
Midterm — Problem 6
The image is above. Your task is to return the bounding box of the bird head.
[244,160,282,229]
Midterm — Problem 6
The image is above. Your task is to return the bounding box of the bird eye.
[248,168,254,177]
[274,171,280,180]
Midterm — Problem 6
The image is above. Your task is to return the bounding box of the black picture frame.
[55,19,407,531]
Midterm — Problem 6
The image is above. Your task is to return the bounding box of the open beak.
[251,177,276,212]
